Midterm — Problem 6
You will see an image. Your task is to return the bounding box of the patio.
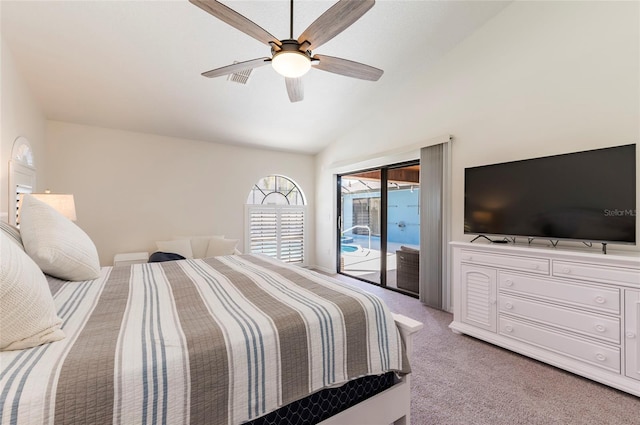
[340,234,418,293]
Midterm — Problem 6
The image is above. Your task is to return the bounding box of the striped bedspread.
[0,254,408,425]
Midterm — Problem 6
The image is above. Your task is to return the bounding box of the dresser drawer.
[553,261,640,287]
[499,317,620,373]
[499,294,620,344]
[460,250,549,275]
[499,272,620,314]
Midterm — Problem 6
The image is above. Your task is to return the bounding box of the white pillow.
[0,232,65,351]
[173,235,224,259]
[0,221,24,250]
[205,238,238,257]
[156,239,194,259]
[19,194,101,281]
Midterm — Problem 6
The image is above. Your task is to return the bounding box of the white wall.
[315,1,640,271]
[44,121,316,266]
[0,37,46,220]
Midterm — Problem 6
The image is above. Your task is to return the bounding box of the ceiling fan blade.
[285,77,304,102]
[190,0,281,47]
[202,57,271,78]
[298,0,374,51]
[312,54,383,81]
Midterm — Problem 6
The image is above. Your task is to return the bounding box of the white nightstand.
[113,252,149,267]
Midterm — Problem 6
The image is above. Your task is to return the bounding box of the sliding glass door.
[386,164,420,294]
[338,170,382,284]
[338,162,420,294]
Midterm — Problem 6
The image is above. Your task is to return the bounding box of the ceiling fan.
[190,0,383,102]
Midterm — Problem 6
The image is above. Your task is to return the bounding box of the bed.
[2,195,421,424]
[1,252,422,425]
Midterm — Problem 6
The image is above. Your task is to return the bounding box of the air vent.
[227,62,252,85]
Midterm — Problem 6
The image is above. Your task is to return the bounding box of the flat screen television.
[464,144,637,245]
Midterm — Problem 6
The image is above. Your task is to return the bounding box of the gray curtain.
[419,141,451,309]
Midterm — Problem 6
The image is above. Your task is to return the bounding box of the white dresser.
[450,242,640,397]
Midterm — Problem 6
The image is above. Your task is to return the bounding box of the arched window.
[247,175,305,205]
[245,175,307,264]
[9,137,36,225]
[12,137,34,167]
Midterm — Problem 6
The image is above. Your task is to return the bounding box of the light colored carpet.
[329,274,640,425]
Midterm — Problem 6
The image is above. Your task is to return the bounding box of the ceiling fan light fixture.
[272,50,311,78]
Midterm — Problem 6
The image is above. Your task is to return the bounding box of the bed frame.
[319,314,423,425]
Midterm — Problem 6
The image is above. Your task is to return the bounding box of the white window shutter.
[15,184,33,226]
[245,205,306,264]
[279,207,305,263]
[248,207,278,258]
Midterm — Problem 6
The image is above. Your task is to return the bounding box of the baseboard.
[309,265,335,274]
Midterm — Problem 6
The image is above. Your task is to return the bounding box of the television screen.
[464,144,636,244]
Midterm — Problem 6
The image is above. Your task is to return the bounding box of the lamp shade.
[29,193,77,221]
[271,50,311,78]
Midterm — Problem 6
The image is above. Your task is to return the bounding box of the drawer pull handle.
[594,296,606,304]
[463,256,473,261]
[595,353,607,362]
[594,324,606,333]
[504,325,514,333]
[504,302,513,310]
[504,280,514,287]
[627,332,636,339]
[561,267,571,274]
[531,264,539,270]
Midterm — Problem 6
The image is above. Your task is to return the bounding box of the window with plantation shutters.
[245,175,306,264]
[246,205,305,263]
[9,137,36,226]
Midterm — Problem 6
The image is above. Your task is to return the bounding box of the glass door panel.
[387,165,420,294]
[339,170,381,284]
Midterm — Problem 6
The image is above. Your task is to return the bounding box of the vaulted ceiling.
[1,1,510,154]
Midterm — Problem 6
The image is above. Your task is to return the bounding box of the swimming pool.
[341,245,359,253]
[341,236,354,244]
